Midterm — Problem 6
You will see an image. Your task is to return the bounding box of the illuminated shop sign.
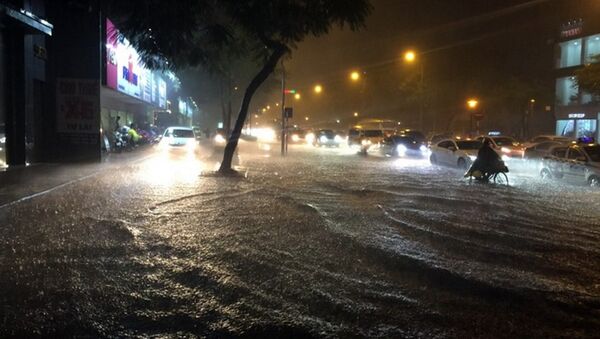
[106,19,167,108]
[568,113,586,118]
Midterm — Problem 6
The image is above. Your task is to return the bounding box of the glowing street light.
[350,71,360,81]
[404,50,416,63]
[336,119,341,123]
[353,112,359,117]
[262,108,267,113]
[530,98,536,103]
[467,99,479,109]
[266,105,271,110]
[305,116,309,121]
[294,93,301,100]
[314,84,323,94]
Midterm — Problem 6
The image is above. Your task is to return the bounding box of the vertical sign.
[56,78,100,134]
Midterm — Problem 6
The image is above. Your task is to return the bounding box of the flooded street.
[1,144,600,338]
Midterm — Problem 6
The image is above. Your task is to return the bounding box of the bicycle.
[466,161,510,186]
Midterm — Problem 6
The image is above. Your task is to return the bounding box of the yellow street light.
[350,71,360,81]
[467,99,479,109]
[314,84,323,94]
[305,116,309,121]
[266,105,270,110]
[294,93,301,100]
[530,98,536,103]
[404,50,416,63]
[262,108,267,113]
[353,112,359,117]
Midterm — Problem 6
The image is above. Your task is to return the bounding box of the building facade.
[0,1,196,168]
[555,19,600,141]
[0,0,53,167]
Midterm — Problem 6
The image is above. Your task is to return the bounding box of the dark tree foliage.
[576,55,600,98]
[106,0,372,173]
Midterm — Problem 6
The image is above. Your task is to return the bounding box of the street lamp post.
[404,50,425,131]
[467,99,480,136]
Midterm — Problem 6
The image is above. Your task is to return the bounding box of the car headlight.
[320,136,328,143]
[501,147,511,153]
[397,144,407,155]
[334,135,343,143]
[214,134,226,144]
[291,134,300,142]
[0,136,5,144]
[361,139,372,146]
[419,145,428,153]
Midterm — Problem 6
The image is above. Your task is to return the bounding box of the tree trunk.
[219,45,286,173]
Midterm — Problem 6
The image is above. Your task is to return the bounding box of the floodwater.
[1,143,599,338]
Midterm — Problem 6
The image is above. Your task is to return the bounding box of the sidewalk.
[0,146,156,207]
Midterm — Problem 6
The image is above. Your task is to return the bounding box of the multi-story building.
[555,18,600,140]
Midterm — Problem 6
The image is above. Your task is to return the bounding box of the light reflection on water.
[139,153,207,186]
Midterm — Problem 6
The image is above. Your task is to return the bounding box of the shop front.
[555,110,599,140]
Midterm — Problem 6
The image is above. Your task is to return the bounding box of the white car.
[476,135,523,159]
[430,139,482,169]
[158,126,198,155]
[541,144,600,187]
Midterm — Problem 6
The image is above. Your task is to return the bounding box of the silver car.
[541,144,600,187]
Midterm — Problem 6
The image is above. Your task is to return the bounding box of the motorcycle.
[113,128,131,152]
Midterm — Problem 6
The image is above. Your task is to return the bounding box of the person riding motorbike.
[465,139,506,181]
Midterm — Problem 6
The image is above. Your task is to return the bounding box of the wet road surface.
[1,143,599,337]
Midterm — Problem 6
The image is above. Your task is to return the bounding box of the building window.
[584,34,600,63]
[577,119,597,138]
[555,77,578,106]
[556,119,575,137]
[557,39,582,68]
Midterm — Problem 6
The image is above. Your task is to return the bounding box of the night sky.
[245,0,599,133]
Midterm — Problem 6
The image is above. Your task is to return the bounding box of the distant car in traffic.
[313,129,341,147]
[380,134,428,158]
[523,135,574,148]
[357,129,385,154]
[430,139,482,169]
[540,144,600,187]
[523,141,566,160]
[289,129,307,144]
[476,135,523,159]
[158,126,198,155]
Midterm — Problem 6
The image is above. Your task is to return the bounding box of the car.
[523,141,566,160]
[289,129,307,144]
[429,132,454,146]
[430,139,483,169]
[313,129,342,147]
[476,135,523,159]
[357,129,385,153]
[540,144,600,187]
[381,134,428,158]
[158,126,199,155]
[523,135,574,148]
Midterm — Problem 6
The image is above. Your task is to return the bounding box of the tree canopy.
[576,55,600,97]
[107,0,372,173]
